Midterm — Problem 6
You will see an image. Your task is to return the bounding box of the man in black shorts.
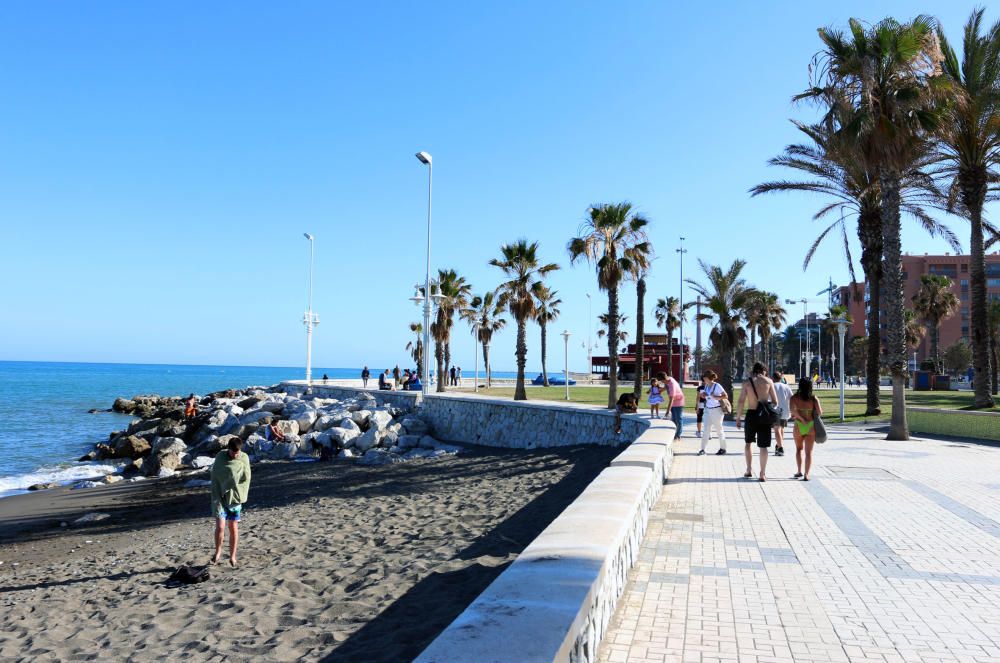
[736,362,778,482]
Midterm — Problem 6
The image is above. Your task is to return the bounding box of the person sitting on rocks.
[614,392,639,434]
[262,417,285,443]
[185,393,198,419]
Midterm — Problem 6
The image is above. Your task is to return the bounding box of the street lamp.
[786,298,810,378]
[586,292,593,383]
[415,151,433,395]
[302,233,320,388]
[677,238,688,381]
[832,318,848,421]
[410,283,444,389]
[561,330,572,401]
[473,321,481,394]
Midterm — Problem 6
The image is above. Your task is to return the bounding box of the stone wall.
[416,419,676,663]
[281,382,420,410]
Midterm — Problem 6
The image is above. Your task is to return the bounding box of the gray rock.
[27,482,59,491]
[397,435,422,450]
[351,410,372,428]
[271,441,298,460]
[419,435,438,449]
[326,427,360,448]
[157,467,177,478]
[314,415,338,432]
[73,512,111,525]
[276,420,299,437]
[291,409,319,434]
[369,410,393,431]
[151,437,187,456]
[155,451,184,473]
[339,418,361,433]
[239,410,277,426]
[358,449,402,466]
[191,456,214,469]
[338,448,355,459]
[400,416,430,435]
[354,427,382,452]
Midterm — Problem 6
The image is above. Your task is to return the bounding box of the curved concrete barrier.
[416,418,675,663]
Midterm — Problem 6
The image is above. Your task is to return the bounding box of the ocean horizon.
[0,360,525,497]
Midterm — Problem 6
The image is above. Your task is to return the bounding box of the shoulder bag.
[749,379,780,426]
[813,397,828,443]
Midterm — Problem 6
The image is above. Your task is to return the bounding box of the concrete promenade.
[599,418,1000,663]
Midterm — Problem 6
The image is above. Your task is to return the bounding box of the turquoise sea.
[0,361,519,497]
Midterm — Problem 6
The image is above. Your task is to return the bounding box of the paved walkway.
[599,417,1000,663]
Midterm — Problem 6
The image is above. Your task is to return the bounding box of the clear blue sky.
[1,1,993,373]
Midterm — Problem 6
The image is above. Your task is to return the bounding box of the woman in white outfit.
[698,370,728,456]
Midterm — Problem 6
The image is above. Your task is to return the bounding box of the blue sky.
[1,1,993,373]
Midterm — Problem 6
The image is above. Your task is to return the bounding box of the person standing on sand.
[361,366,370,388]
[735,363,778,482]
[211,438,251,568]
[185,393,198,419]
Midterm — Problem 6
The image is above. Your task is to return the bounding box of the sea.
[0,361,519,498]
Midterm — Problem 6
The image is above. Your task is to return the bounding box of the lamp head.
[303,233,314,241]
[415,151,432,165]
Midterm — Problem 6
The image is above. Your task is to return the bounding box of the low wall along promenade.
[282,382,674,662]
[907,406,1000,442]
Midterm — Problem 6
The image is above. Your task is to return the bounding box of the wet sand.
[0,444,617,662]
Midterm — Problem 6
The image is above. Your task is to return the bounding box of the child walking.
[647,377,664,418]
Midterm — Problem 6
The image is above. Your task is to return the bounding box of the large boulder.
[126,417,160,437]
[326,427,361,449]
[354,427,383,453]
[113,398,136,413]
[112,435,151,459]
[358,449,402,466]
[152,450,184,474]
[204,409,239,436]
[191,455,215,469]
[270,441,299,460]
[369,410,393,431]
[151,437,187,456]
[351,410,372,428]
[314,415,339,432]
[275,420,299,437]
[339,418,361,433]
[245,434,273,457]
[290,409,319,434]
[400,416,430,435]
[239,410,277,426]
[396,434,422,450]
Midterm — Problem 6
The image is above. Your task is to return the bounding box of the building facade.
[590,333,690,383]
[836,252,1000,363]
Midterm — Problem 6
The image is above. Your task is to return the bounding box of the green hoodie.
[210,450,251,514]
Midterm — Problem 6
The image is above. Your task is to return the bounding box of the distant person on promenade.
[322,373,329,383]
[456,366,463,385]
[647,376,664,419]
[662,370,685,439]
[361,366,370,388]
[695,377,706,437]
[449,366,456,386]
[698,371,727,456]
[772,371,792,457]
[210,437,251,568]
[393,365,401,389]
[790,377,822,481]
[185,393,198,419]
[736,363,778,482]
[614,391,639,434]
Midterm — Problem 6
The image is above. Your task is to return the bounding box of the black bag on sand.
[166,565,210,587]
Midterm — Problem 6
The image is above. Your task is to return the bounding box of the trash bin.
[932,374,951,391]
[914,371,932,391]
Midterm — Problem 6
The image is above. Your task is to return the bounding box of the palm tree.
[686,259,756,402]
[490,240,559,400]
[751,115,957,415]
[935,9,1000,408]
[430,269,473,393]
[821,305,853,378]
[987,300,1000,395]
[633,269,651,398]
[654,296,683,380]
[533,285,562,387]
[912,274,960,373]
[405,322,423,369]
[461,292,506,388]
[758,293,787,372]
[568,202,651,408]
[805,15,944,440]
[597,313,630,346]
[904,308,928,351]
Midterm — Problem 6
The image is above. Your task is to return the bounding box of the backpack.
[166,565,211,588]
[749,378,780,426]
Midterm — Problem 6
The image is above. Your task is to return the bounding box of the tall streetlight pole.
[786,298,810,378]
[586,293,593,382]
[302,233,319,388]
[416,151,433,395]
[833,318,848,420]
[561,330,572,401]
[695,295,702,377]
[473,322,481,394]
[677,238,688,382]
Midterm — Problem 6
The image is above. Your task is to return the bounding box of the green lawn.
[459,385,997,423]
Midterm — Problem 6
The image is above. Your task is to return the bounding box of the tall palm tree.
[751,116,957,415]
[912,274,960,373]
[633,269,650,397]
[490,240,559,400]
[935,9,1000,408]
[597,313,630,346]
[758,293,787,372]
[904,308,928,351]
[533,285,562,387]
[461,291,506,388]
[686,259,756,402]
[654,296,683,380]
[805,15,944,440]
[568,202,651,408]
[822,305,853,378]
[405,322,423,369]
[430,269,473,393]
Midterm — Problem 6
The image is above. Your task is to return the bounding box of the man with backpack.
[735,362,779,482]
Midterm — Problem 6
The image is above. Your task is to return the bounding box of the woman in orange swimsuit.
[789,377,822,481]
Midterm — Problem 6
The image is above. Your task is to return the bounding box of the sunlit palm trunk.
[483,341,492,388]
[991,335,998,395]
[748,327,757,369]
[515,319,528,401]
[435,339,445,393]
[880,170,908,440]
[607,286,620,409]
[540,322,549,387]
[665,329,674,382]
[633,276,646,396]
[966,192,996,408]
[860,215,882,416]
[929,321,941,373]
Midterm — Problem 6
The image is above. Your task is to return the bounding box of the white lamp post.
[415,151,433,395]
[677,237,687,381]
[561,330,572,400]
[302,233,319,389]
[473,322,481,394]
[833,318,848,421]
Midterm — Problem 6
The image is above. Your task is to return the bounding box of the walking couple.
[699,363,823,482]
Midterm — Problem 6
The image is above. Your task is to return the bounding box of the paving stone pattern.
[599,420,1000,663]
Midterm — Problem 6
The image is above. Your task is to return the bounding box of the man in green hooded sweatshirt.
[211,437,251,568]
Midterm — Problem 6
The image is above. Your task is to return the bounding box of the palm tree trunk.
[991,335,998,395]
[930,321,940,374]
[445,339,452,389]
[541,322,549,387]
[860,215,882,416]
[721,345,734,418]
[749,327,757,369]
[435,339,445,393]
[607,286,620,409]
[483,341,491,388]
[880,170,909,440]
[966,194,996,408]
[633,276,647,396]
[666,329,674,381]
[514,319,528,401]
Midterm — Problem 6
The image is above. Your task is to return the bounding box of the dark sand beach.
[0,444,616,662]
